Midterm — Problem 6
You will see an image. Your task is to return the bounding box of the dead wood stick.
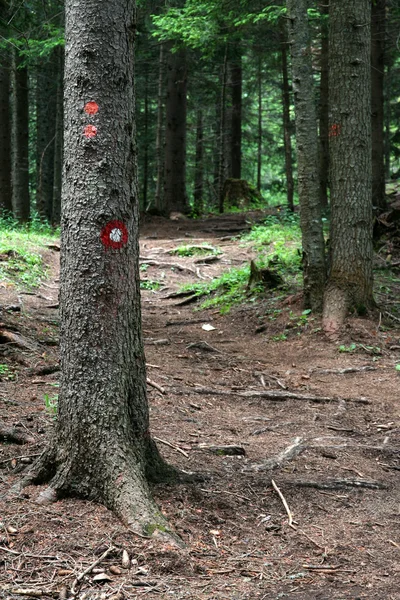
[70,546,115,595]
[0,424,34,445]
[0,589,59,598]
[188,386,370,404]
[146,378,165,394]
[146,363,162,369]
[271,479,296,530]
[310,366,376,375]
[245,437,304,472]
[139,259,196,275]
[153,436,189,458]
[293,478,387,491]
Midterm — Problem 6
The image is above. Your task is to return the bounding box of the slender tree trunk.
[11,50,30,223]
[384,60,391,180]
[0,50,12,214]
[256,55,262,193]
[371,0,386,212]
[287,0,326,311]
[36,53,57,221]
[280,29,294,213]
[218,47,228,213]
[52,46,64,225]
[142,67,149,212]
[153,43,164,213]
[18,0,177,536]
[163,46,188,215]
[323,0,373,335]
[193,109,203,216]
[230,52,242,180]
[319,2,329,209]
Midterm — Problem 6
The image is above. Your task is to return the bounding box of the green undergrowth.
[0,214,59,289]
[181,213,302,313]
[170,243,222,258]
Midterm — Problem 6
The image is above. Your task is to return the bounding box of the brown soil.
[1,212,400,600]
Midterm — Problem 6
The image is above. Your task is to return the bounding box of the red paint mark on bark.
[329,123,341,138]
[100,220,128,249]
[84,101,99,115]
[84,124,97,138]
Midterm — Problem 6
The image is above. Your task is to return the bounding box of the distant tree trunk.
[163,46,188,215]
[18,0,177,536]
[36,53,57,221]
[142,67,149,212]
[256,55,262,193]
[280,28,294,213]
[11,50,30,223]
[323,0,373,335]
[287,0,326,311]
[371,0,386,212]
[52,46,64,225]
[319,2,329,209]
[230,52,242,180]
[153,43,164,213]
[218,47,228,213]
[0,50,12,214]
[193,109,203,216]
[384,60,391,179]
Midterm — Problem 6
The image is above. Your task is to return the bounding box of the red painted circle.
[84,124,97,138]
[100,220,128,249]
[84,101,99,115]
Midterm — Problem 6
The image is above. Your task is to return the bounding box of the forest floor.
[1,211,400,600]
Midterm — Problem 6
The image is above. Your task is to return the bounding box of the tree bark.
[323,0,374,335]
[287,0,326,311]
[142,66,149,212]
[218,47,228,213]
[163,46,188,216]
[371,0,386,212]
[19,0,177,536]
[318,1,329,210]
[230,51,242,180]
[52,46,64,225]
[193,109,203,216]
[280,28,294,213]
[256,54,263,193]
[11,50,30,223]
[153,43,165,213]
[36,52,57,221]
[0,49,12,214]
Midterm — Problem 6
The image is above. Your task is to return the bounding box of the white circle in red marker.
[100,220,128,249]
[84,124,97,138]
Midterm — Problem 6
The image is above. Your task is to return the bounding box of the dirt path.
[1,213,400,599]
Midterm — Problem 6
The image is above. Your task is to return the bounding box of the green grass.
[140,279,162,291]
[0,214,59,289]
[169,244,221,257]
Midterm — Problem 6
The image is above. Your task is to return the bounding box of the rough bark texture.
[36,53,57,220]
[287,0,325,311]
[0,49,12,214]
[280,30,294,213]
[323,0,373,335]
[318,2,329,210]
[11,50,30,223]
[193,109,203,216]
[229,53,242,180]
[371,0,386,212]
[52,47,64,226]
[21,0,176,536]
[153,43,165,213]
[163,46,188,216]
[218,48,228,213]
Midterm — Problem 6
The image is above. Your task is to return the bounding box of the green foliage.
[140,279,162,291]
[0,364,15,380]
[44,393,58,418]
[0,215,58,289]
[170,244,221,257]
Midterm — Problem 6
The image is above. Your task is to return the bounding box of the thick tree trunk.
[193,109,203,216]
[371,0,386,212]
[287,0,326,311]
[280,29,294,213]
[52,46,64,225]
[36,52,57,221]
[11,50,30,223]
[318,2,329,210]
[163,46,188,216]
[230,52,242,180]
[19,0,177,536]
[323,0,373,335]
[0,50,12,214]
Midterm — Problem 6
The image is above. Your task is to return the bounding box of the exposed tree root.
[244,437,304,472]
[292,478,387,491]
[0,424,35,445]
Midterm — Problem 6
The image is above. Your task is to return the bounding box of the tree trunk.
[52,46,64,225]
[0,49,12,214]
[19,0,177,537]
[193,109,203,216]
[218,47,228,213]
[371,0,386,212]
[318,1,329,210]
[36,52,57,221]
[11,50,30,223]
[152,43,165,213]
[163,46,188,216]
[142,66,149,212]
[287,0,326,311]
[384,59,391,180]
[323,0,373,335]
[256,55,262,193]
[230,52,242,180]
[280,28,294,213]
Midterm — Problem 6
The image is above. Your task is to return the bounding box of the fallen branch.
[310,366,376,375]
[71,546,115,595]
[139,259,196,275]
[245,437,304,472]
[186,341,222,353]
[153,436,189,458]
[271,479,296,529]
[146,378,165,394]
[292,478,387,491]
[0,589,59,598]
[0,424,34,445]
[187,386,370,404]
[0,330,39,351]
